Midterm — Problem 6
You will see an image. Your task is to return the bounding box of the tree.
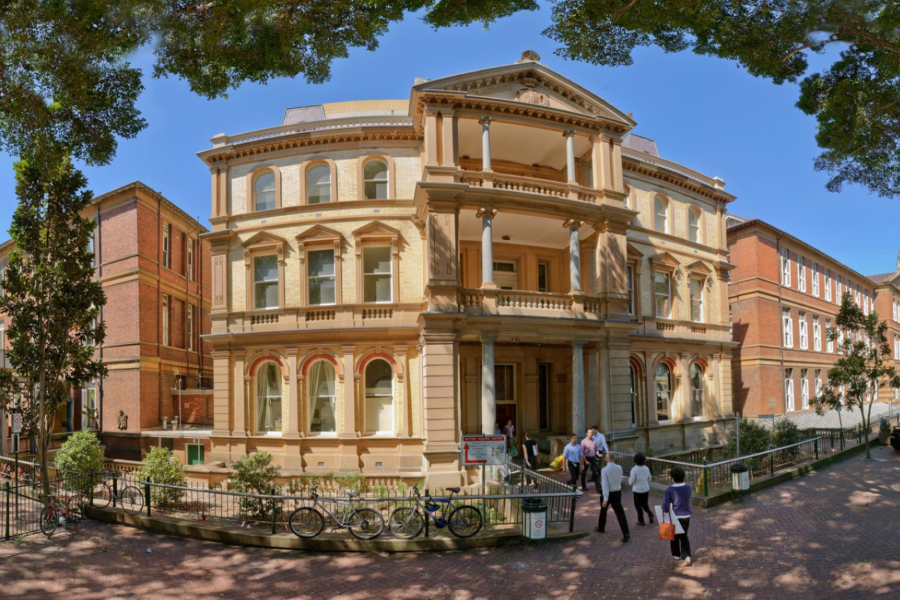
[229,451,281,519]
[542,1,900,199]
[137,446,187,507]
[55,430,106,494]
[814,293,900,459]
[0,157,106,503]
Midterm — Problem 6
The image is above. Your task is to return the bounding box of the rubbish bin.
[522,498,547,540]
[730,463,750,500]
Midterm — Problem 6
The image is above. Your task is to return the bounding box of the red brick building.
[728,217,896,421]
[0,182,213,461]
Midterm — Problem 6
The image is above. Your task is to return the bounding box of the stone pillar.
[564,219,584,293]
[679,353,691,422]
[479,116,492,172]
[286,348,300,437]
[476,208,497,288]
[396,345,410,437]
[481,334,498,435]
[211,350,231,437]
[233,353,246,435]
[421,333,463,487]
[586,346,600,430]
[342,346,357,437]
[441,110,458,167]
[564,130,577,183]
[572,340,587,435]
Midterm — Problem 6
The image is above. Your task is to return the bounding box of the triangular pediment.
[242,231,286,248]
[652,251,681,267]
[352,221,403,239]
[685,260,713,276]
[626,243,645,260]
[296,224,344,243]
[413,57,635,125]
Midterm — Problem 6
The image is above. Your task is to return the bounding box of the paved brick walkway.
[2,446,899,600]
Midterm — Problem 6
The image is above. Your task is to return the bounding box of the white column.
[479,116,492,171]
[564,130,576,183]
[564,219,584,293]
[477,208,497,288]
[481,334,498,435]
[572,341,587,435]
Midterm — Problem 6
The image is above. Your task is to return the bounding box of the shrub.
[773,419,802,462]
[879,416,892,435]
[229,451,281,519]
[55,431,105,492]
[137,447,186,507]
[726,419,772,473]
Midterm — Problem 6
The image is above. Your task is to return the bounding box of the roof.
[282,104,326,126]
[91,181,208,234]
[726,217,874,285]
[755,403,895,431]
[867,272,897,284]
[622,133,659,157]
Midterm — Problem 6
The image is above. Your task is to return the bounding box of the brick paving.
[2,446,899,600]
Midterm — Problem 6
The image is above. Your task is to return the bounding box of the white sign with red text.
[461,435,507,466]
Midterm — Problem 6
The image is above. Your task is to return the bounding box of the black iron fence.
[1,463,92,539]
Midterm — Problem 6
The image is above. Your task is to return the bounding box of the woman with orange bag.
[661,467,693,566]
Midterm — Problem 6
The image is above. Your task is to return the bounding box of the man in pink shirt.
[580,428,600,492]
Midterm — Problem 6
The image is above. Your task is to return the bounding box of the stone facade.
[199,54,737,485]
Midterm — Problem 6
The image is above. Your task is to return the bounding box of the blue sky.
[0,5,896,274]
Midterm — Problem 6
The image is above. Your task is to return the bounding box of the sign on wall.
[460,435,507,466]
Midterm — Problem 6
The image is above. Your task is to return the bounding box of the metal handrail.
[616,437,822,469]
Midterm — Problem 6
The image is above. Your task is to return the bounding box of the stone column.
[396,345,410,437]
[233,353,246,435]
[644,352,659,427]
[564,219,584,293]
[479,116,492,172]
[211,350,231,437]
[342,346,357,437]
[476,208,497,288]
[564,130,577,183]
[586,345,600,431]
[572,340,587,435]
[481,334,498,435]
[679,353,691,422]
[286,348,300,436]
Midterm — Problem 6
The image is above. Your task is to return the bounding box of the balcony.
[236,304,422,333]
[458,170,602,203]
[458,288,603,320]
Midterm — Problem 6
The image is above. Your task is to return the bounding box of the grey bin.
[521,498,547,540]
[731,463,750,499]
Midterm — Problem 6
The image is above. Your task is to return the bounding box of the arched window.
[365,359,393,434]
[254,172,277,211]
[309,361,336,433]
[307,165,332,204]
[654,196,668,233]
[690,363,704,419]
[363,160,389,200]
[688,207,701,243]
[655,363,672,422]
[629,365,638,427]
[256,362,282,432]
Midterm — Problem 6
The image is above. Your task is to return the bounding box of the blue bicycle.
[388,486,483,539]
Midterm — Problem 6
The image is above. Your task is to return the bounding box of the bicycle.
[388,486,483,539]
[288,486,384,540]
[40,491,88,536]
[92,473,144,515]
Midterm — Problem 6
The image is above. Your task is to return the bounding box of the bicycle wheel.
[118,486,144,515]
[447,505,483,538]
[66,495,88,523]
[289,507,325,538]
[388,507,424,539]
[93,482,113,509]
[40,505,58,536]
[347,507,384,541]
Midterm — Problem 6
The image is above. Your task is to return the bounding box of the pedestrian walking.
[580,428,600,492]
[629,452,654,526]
[662,467,693,566]
[562,434,583,487]
[503,419,515,453]
[522,432,539,486]
[591,426,609,457]
[596,452,630,542]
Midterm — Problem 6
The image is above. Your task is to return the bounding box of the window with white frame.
[785,369,795,412]
[307,249,336,306]
[690,363,704,419]
[187,238,194,281]
[894,336,899,360]
[162,223,170,269]
[827,319,834,352]
[780,249,791,287]
[82,387,98,430]
[655,271,671,318]
[365,359,394,434]
[824,270,832,301]
[801,369,810,409]
[626,265,635,316]
[363,246,392,303]
[855,284,860,306]
[811,262,819,296]
[863,290,869,313]
[688,207,701,243]
[654,196,668,233]
[798,256,806,292]
[894,300,899,322]
[307,165,332,204]
[815,370,822,399]
[187,304,194,351]
[256,362,282,432]
[254,172,277,211]
[162,294,170,346]
[363,160,389,200]
[836,275,842,302]
[813,316,821,351]
[655,362,672,423]
[783,309,793,347]
[690,278,703,322]
[309,360,337,434]
[799,312,808,350]
[253,255,279,309]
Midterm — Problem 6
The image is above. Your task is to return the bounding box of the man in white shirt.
[596,452,630,543]
[591,426,609,455]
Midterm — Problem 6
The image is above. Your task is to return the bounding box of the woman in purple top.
[662,467,693,565]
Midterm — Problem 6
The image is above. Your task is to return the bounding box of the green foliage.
[229,451,282,519]
[542,1,900,198]
[137,447,186,507]
[816,293,900,459]
[880,416,892,435]
[55,431,105,493]
[0,158,106,500]
[726,419,772,459]
[773,420,802,449]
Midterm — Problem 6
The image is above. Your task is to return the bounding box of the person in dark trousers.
[629,452,654,526]
[562,434,582,487]
[522,432,539,486]
[662,467,693,566]
[596,452,630,542]
[580,427,600,492]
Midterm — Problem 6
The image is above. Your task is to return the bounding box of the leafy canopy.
[55,430,106,476]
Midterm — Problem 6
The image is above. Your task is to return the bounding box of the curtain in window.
[690,364,703,418]
[257,363,281,432]
[309,361,336,433]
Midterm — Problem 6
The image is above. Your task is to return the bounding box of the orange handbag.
[658,512,676,541]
